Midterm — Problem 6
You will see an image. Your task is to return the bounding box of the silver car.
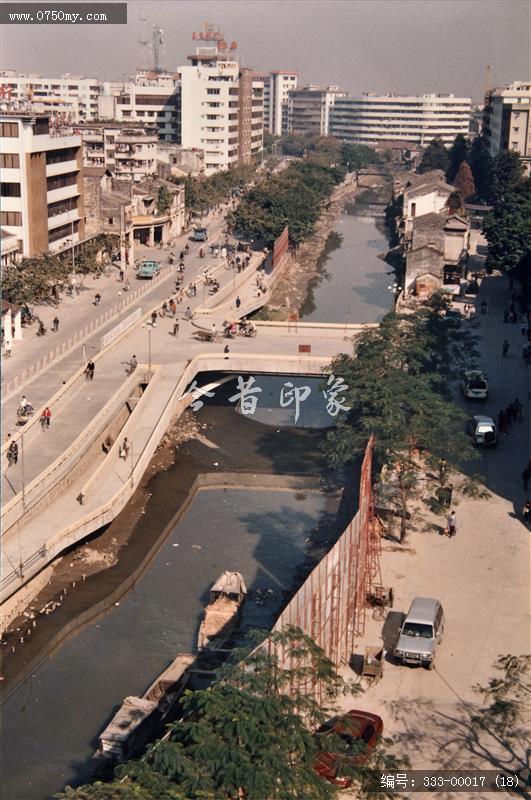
[394,597,445,670]
[466,415,497,446]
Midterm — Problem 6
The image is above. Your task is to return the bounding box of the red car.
[313,709,383,787]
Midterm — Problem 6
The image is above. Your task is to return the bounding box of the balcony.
[47,185,80,204]
[46,159,78,177]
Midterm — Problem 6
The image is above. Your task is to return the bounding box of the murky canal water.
[300,208,391,324]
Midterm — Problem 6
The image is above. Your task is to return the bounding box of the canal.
[300,201,391,324]
[2,196,392,800]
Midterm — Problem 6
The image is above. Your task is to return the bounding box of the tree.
[489,150,524,206]
[453,161,476,200]
[482,178,531,275]
[417,138,450,174]
[467,136,492,201]
[340,143,380,172]
[56,628,406,800]
[323,303,478,539]
[446,134,470,183]
[157,185,173,215]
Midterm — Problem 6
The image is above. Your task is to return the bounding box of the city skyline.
[2,0,529,100]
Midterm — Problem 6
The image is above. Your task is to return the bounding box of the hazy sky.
[1,0,530,100]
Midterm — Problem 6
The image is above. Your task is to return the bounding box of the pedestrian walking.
[119,437,130,460]
[447,510,458,537]
[520,320,528,338]
[52,316,59,333]
[7,435,18,466]
[224,344,230,359]
[235,296,241,310]
[523,501,531,525]
[85,360,95,381]
[480,300,487,315]
[438,458,448,485]
[173,321,180,337]
[40,407,51,429]
[119,268,125,282]
[151,310,158,327]
[502,339,510,357]
[127,355,138,375]
[522,467,530,492]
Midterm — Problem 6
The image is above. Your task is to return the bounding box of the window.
[48,220,79,243]
[411,202,416,217]
[1,122,18,137]
[47,197,77,217]
[0,153,20,168]
[1,210,22,226]
[1,182,21,197]
[117,95,130,104]
[46,147,77,165]
[108,217,114,224]
[207,88,220,95]
[135,94,176,105]
[34,118,50,136]
[47,171,78,191]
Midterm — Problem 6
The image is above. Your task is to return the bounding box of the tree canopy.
[417,138,450,174]
[488,149,525,207]
[453,161,476,200]
[323,297,478,537]
[178,164,257,217]
[56,628,404,800]
[446,134,470,184]
[483,177,531,276]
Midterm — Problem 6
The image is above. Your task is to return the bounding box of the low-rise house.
[404,210,470,294]
[83,167,134,265]
[401,174,455,238]
[131,178,185,247]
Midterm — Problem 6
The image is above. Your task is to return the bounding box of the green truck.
[137,260,161,279]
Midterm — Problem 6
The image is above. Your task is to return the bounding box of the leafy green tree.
[467,136,492,201]
[489,150,524,206]
[417,138,450,174]
[453,161,476,200]
[483,178,531,275]
[324,304,478,539]
[157,185,173,215]
[446,134,470,183]
[57,628,405,800]
[340,143,380,172]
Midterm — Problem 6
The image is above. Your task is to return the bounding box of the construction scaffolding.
[266,436,381,698]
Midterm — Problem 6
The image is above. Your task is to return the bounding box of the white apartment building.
[0,71,102,122]
[329,94,471,147]
[484,81,531,175]
[0,112,84,257]
[257,71,298,135]
[179,28,263,174]
[287,86,347,136]
[78,122,158,182]
[103,71,181,143]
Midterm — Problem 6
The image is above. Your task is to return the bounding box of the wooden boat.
[96,653,195,762]
[197,571,247,651]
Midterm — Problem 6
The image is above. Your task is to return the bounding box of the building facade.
[179,26,263,174]
[0,71,102,122]
[330,93,471,147]
[483,81,531,175]
[78,122,158,182]
[258,71,298,135]
[0,112,84,257]
[104,71,181,143]
[287,85,346,136]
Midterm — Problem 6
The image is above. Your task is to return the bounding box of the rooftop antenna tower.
[152,26,164,72]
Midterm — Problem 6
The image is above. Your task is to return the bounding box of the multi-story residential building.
[77,122,158,182]
[179,25,263,174]
[256,71,298,135]
[0,71,103,122]
[483,81,531,175]
[287,85,347,136]
[103,70,181,143]
[329,93,471,147]
[0,112,84,257]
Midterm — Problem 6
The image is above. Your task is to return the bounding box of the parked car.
[461,370,488,400]
[443,308,462,326]
[137,260,160,279]
[313,710,383,787]
[394,597,445,670]
[191,226,209,242]
[466,415,497,446]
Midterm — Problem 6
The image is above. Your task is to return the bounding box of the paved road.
[338,269,529,794]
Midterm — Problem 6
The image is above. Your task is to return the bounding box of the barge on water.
[96,653,195,763]
[197,571,247,651]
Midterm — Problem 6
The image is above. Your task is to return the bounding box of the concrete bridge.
[1,273,374,623]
